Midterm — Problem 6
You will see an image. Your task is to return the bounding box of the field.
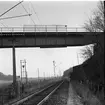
[0,80,12,89]
[0,77,62,104]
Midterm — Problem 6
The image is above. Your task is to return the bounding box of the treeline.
[70,43,104,95]
[71,44,104,84]
[0,72,13,80]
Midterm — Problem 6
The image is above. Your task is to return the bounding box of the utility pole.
[53,61,56,77]
[26,71,28,84]
[43,72,45,80]
[20,60,22,82]
[59,69,61,77]
[13,45,16,89]
[37,68,40,88]
[77,52,79,65]
[24,60,28,84]
[11,36,17,97]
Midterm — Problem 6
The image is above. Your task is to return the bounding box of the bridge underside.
[0,32,104,48]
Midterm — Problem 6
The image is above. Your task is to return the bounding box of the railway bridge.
[0,25,103,48]
[0,25,104,95]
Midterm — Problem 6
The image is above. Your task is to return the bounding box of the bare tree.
[84,1,104,32]
[81,1,104,61]
[80,44,94,61]
[82,1,104,87]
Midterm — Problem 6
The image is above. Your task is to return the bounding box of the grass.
[0,80,12,88]
[71,80,103,105]
[3,77,61,104]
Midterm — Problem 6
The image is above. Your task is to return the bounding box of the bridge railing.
[0,25,86,33]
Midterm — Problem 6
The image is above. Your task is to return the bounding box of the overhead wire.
[29,2,42,25]
[0,22,12,31]
[0,22,7,27]
[0,0,23,31]
[21,3,36,25]
[0,1,23,18]
[0,14,32,20]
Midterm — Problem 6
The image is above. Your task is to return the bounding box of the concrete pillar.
[12,46,17,96]
[13,46,16,84]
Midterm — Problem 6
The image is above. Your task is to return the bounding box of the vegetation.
[0,72,13,81]
[71,81,103,105]
[68,1,104,104]
[0,76,61,104]
[84,1,104,32]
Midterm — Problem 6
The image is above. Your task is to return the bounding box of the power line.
[21,3,36,25]
[30,2,42,25]
[0,22,11,31]
[21,3,29,14]
[0,1,23,18]
[0,22,7,27]
[0,14,32,20]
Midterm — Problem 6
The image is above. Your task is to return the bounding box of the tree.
[81,1,104,61]
[84,1,104,32]
[80,44,94,61]
[82,1,104,85]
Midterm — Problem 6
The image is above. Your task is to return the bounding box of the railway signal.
[20,59,28,84]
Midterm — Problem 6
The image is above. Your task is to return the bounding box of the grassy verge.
[71,80,103,105]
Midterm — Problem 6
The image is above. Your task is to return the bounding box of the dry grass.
[0,80,12,88]
[71,81,103,105]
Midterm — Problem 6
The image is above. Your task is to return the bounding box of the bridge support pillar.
[12,46,17,96]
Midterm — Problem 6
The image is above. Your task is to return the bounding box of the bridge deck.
[0,32,103,48]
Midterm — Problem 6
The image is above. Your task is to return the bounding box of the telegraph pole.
[53,61,56,77]
[77,52,79,65]
[43,72,45,80]
[24,60,27,84]
[59,69,61,77]
[26,71,28,84]
[37,68,40,88]
[20,60,22,82]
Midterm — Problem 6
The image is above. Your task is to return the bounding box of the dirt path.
[67,82,83,105]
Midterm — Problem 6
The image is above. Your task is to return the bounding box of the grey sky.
[0,1,98,27]
[0,1,98,77]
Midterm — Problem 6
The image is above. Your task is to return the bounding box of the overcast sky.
[0,0,98,78]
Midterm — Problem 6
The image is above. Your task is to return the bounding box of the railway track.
[7,80,64,105]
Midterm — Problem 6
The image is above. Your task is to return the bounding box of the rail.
[0,25,86,32]
[7,80,63,105]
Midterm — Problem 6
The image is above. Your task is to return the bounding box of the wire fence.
[0,25,86,33]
